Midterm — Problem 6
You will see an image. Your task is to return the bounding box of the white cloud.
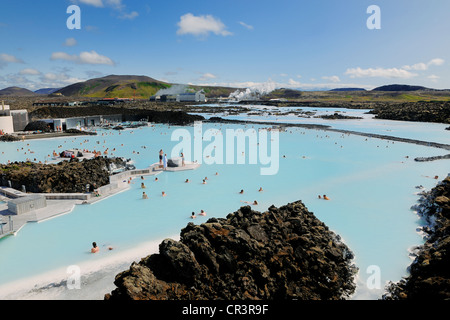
[0,53,24,69]
[51,51,115,65]
[198,73,217,81]
[79,51,115,65]
[195,79,372,91]
[322,75,341,83]
[19,68,41,75]
[51,52,78,62]
[403,58,445,71]
[64,38,77,47]
[75,0,104,7]
[0,53,24,64]
[238,21,254,30]
[40,72,85,87]
[177,13,232,37]
[74,0,138,20]
[288,78,301,86]
[345,67,417,79]
[429,58,445,67]
[119,11,139,20]
[427,74,440,82]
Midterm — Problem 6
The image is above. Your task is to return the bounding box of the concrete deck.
[0,161,200,240]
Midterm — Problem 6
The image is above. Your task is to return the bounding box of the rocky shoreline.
[29,105,205,126]
[383,175,450,299]
[105,201,357,300]
[237,100,450,124]
[0,157,128,193]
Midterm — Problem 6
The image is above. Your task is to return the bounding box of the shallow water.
[0,114,448,300]
[198,106,450,145]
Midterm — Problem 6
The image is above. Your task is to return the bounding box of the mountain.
[372,84,431,92]
[55,75,172,99]
[330,88,367,92]
[34,88,62,95]
[0,86,40,96]
[53,75,240,99]
[262,88,303,100]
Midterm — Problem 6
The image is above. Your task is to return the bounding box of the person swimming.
[185,179,190,183]
[141,183,146,189]
[239,189,244,194]
[191,212,196,219]
[199,210,206,216]
[241,200,258,205]
[142,192,148,199]
[91,242,99,253]
[323,195,330,200]
[258,187,263,192]
[162,191,167,197]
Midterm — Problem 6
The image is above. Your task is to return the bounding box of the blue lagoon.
[0,114,448,300]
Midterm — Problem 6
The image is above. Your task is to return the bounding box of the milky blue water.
[0,111,448,300]
[198,106,450,145]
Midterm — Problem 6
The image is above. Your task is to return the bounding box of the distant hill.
[53,74,240,99]
[372,84,431,92]
[0,86,39,96]
[330,88,366,92]
[55,75,172,99]
[262,88,303,100]
[34,88,61,95]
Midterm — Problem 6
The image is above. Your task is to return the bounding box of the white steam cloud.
[228,80,277,101]
[155,84,188,96]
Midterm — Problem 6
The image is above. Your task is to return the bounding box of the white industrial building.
[0,104,13,134]
[177,90,206,102]
[150,90,206,103]
[41,114,122,131]
[0,101,29,134]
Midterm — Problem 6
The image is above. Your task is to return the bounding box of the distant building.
[150,90,206,103]
[96,98,133,105]
[43,114,123,131]
[177,90,206,103]
[160,95,177,102]
[0,101,29,134]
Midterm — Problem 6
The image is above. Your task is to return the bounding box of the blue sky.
[0,0,449,91]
